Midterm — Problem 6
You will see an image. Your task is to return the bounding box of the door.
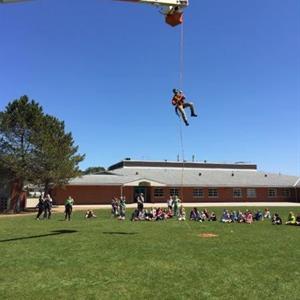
[133,186,151,203]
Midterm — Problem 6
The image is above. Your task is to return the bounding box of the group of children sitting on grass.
[112,195,187,221]
[272,211,300,225]
[110,197,300,225]
[215,208,298,225]
[219,208,269,224]
[130,206,186,221]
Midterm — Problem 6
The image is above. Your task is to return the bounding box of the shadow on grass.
[0,230,78,243]
[102,232,138,235]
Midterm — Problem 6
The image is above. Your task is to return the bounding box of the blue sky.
[0,0,299,175]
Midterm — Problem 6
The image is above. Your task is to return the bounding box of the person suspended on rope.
[171,89,197,126]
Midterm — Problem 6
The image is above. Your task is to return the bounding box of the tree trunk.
[8,179,26,213]
[44,180,50,196]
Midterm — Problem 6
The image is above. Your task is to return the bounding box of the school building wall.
[150,187,296,203]
[51,185,298,205]
[52,185,134,205]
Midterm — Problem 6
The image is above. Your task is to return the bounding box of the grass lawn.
[0,207,299,300]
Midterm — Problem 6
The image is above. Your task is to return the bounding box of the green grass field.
[0,207,299,300]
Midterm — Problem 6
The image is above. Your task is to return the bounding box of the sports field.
[0,207,299,300]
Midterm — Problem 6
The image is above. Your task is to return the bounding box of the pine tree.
[32,115,85,193]
[0,96,43,210]
[0,95,85,210]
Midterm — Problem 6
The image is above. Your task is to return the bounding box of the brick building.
[52,159,300,205]
[0,169,10,211]
[0,168,26,212]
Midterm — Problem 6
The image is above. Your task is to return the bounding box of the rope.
[179,121,185,202]
[179,22,184,90]
[178,23,185,203]
[177,22,195,234]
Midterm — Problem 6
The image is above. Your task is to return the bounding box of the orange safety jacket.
[172,94,185,106]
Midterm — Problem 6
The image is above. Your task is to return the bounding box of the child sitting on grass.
[254,210,263,221]
[156,207,165,221]
[285,211,296,225]
[230,211,238,222]
[190,207,201,222]
[85,210,96,219]
[245,211,253,224]
[209,211,217,221]
[178,205,186,221]
[221,210,232,223]
[237,211,245,223]
[272,213,282,225]
[264,208,271,220]
[296,213,300,226]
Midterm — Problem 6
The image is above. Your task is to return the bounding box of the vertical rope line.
[179,122,185,202]
[179,22,184,90]
[179,23,185,203]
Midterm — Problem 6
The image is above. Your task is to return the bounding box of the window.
[247,188,256,198]
[282,189,291,197]
[154,188,164,198]
[268,189,277,198]
[233,188,242,198]
[193,188,204,198]
[208,189,218,198]
[170,188,179,197]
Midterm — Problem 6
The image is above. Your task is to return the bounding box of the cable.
[178,23,185,203]
[179,22,184,90]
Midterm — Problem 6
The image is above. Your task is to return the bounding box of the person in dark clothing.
[36,196,45,220]
[209,212,217,221]
[296,213,300,226]
[190,207,201,221]
[64,196,74,221]
[272,213,282,225]
[131,209,140,221]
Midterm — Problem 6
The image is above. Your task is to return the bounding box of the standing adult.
[64,196,74,221]
[137,193,144,212]
[36,195,45,220]
[119,196,126,220]
[167,196,173,211]
[43,194,53,219]
[111,197,118,217]
[172,196,181,217]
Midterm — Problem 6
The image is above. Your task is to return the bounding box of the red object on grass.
[165,12,183,27]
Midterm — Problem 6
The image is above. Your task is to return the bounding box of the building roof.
[108,160,257,171]
[68,162,299,188]
[113,167,298,188]
[294,177,300,188]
